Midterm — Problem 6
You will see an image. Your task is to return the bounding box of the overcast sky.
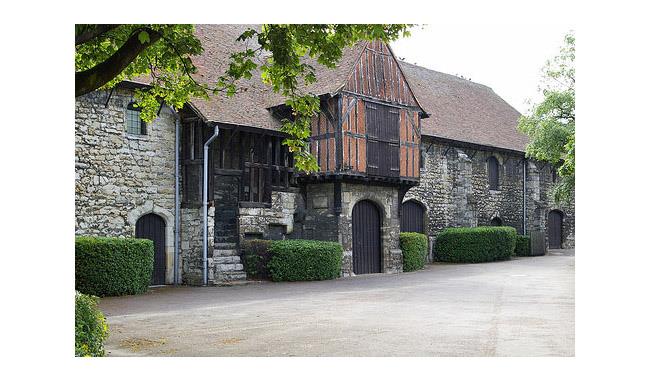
[390,23,573,114]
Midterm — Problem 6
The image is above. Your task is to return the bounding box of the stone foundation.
[238,190,304,241]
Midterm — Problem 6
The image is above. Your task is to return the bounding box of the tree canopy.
[518,32,575,203]
[75,24,412,172]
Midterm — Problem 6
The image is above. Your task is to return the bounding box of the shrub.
[76,236,154,297]
[241,239,273,279]
[75,292,109,357]
[267,239,342,282]
[435,226,517,263]
[400,232,428,272]
[514,235,533,256]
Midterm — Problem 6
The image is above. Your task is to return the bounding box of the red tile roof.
[399,61,527,152]
[134,24,529,152]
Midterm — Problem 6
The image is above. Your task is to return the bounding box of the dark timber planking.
[352,200,382,274]
[135,213,166,285]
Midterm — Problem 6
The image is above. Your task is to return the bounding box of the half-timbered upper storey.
[302,40,427,184]
[138,24,522,206]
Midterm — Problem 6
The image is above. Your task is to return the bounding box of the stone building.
[75,24,575,285]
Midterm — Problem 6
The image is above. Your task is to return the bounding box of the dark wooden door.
[490,217,503,226]
[547,210,563,249]
[352,200,382,274]
[400,200,425,233]
[136,213,166,285]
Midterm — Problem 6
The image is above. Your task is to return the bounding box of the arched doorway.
[352,200,382,274]
[401,200,425,233]
[135,213,167,285]
[490,216,503,226]
[547,210,563,249]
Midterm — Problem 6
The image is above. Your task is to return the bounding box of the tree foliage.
[518,32,575,203]
[75,24,412,172]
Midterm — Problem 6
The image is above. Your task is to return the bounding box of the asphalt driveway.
[99,251,574,356]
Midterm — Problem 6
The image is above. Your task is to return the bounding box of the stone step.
[213,249,239,257]
[215,263,244,272]
[214,271,247,283]
[214,228,237,233]
[213,243,237,249]
[213,256,242,264]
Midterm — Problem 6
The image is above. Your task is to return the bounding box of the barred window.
[126,102,147,135]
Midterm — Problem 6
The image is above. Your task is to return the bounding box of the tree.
[518,32,575,203]
[75,24,412,172]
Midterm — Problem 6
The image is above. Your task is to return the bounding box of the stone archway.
[400,199,426,233]
[352,200,382,274]
[136,213,167,285]
[127,201,175,284]
[547,209,564,249]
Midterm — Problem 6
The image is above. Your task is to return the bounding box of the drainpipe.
[203,123,220,286]
[172,106,181,285]
[523,158,527,235]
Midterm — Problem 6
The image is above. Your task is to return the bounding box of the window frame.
[487,156,500,190]
[126,102,147,136]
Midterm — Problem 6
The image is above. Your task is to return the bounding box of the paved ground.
[99,250,574,356]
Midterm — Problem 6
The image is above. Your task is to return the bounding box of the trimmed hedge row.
[267,239,342,282]
[435,226,517,263]
[75,292,109,357]
[514,235,532,256]
[241,239,273,280]
[75,236,154,297]
[400,232,428,272]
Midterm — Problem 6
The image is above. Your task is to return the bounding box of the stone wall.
[301,182,403,276]
[179,206,215,285]
[302,183,340,242]
[340,183,402,275]
[75,87,575,288]
[238,190,304,241]
[526,161,576,249]
[75,88,178,283]
[405,137,575,252]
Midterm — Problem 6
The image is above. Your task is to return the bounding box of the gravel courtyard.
[99,251,574,356]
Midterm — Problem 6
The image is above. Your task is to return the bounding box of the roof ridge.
[398,60,494,92]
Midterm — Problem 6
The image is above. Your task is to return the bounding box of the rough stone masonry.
[76,88,574,284]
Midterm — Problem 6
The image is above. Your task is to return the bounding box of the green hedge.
[241,239,273,279]
[267,240,342,282]
[400,232,428,272]
[514,235,532,256]
[76,236,154,297]
[75,292,109,357]
[435,226,517,263]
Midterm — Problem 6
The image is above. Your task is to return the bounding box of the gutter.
[523,158,527,235]
[202,123,220,286]
[163,105,182,286]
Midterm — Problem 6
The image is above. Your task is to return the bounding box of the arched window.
[487,156,499,190]
[490,216,503,226]
[126,102,147,135]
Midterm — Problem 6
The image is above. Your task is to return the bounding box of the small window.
[487,156,499,190]
[420,148,426,169]
[126,102,147,135]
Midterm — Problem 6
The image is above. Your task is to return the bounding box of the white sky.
[390,23,573,114]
